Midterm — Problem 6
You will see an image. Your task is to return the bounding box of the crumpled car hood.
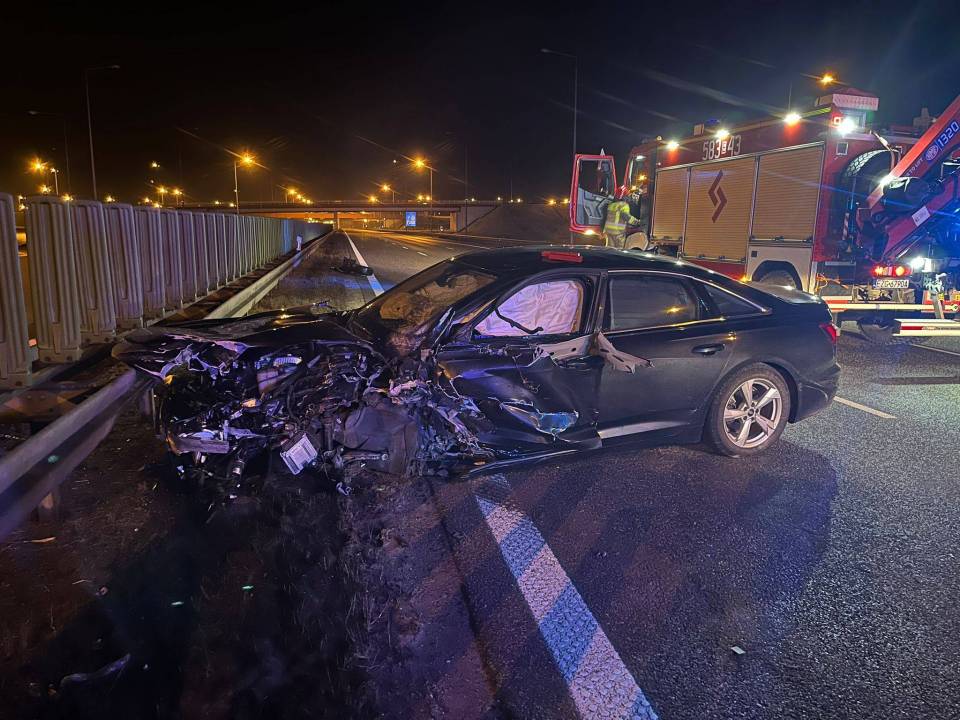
[112,306,377,379]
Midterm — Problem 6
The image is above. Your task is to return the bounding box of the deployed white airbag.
[476,280,583,336]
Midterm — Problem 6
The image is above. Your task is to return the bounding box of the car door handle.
[692,343,725,355]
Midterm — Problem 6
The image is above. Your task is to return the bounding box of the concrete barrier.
[0,193,34,388]
[71,200,117,343]
[104,203,144,329]
[224,213,239,281]
[134,206,165,318]
[160,209,184,311]
[25,196,82,363]
[213,212,228,285]
[178,210,199,301]
[193,211,211,295]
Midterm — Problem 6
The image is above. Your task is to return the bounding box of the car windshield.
[353,260,496,334]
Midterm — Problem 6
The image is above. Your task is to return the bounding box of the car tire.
[704,364,792,458]
[755,269,799,289]
[856,317,924,345]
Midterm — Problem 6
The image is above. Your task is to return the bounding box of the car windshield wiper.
[494,307,542,335]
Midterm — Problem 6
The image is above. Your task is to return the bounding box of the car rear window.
[701,283,761,317]
[606,275,700,330]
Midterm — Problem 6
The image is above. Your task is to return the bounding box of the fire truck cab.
[569,87,960,340]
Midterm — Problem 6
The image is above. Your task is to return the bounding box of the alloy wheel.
[722,378,783,449]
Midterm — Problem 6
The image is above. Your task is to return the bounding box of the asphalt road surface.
[346,229,960,719]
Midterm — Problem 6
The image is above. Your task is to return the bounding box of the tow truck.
[569,87,960,341]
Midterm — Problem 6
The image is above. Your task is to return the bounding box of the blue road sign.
[405,211,417,227]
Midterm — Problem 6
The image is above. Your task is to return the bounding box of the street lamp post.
[234,152,255,219]
[413,157,434,225]
[27,110,72,193]
[83,64,119,200]
[30,159,59,195]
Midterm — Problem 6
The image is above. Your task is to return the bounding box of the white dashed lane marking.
[475,475,658,720]
[833,396,897,419]
[343,231,384,296]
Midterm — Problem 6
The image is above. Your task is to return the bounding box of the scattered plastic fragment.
[730,645,746,655]
[241,584,254,592]
[171,600,185,607]
[46,454,59,464]
[60,653,131,691]
[28,536,56,544]
[96,586,109,596]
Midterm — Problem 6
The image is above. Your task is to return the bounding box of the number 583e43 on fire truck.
[569,87,960,342]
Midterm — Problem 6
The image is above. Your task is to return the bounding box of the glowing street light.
[665,139,680,151]
[413,157,433,210]
[233,151,256,218]
[39,184,51,194]
[368,195,378,203]
[150,161,160,169]
[820,73,835,86]
[548,198,557,206]
[62,194,74,202]
[29,158,59,194]
[104,194,116,203]
[380,183,396,202]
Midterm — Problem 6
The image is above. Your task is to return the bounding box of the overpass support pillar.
[333,211,340,230]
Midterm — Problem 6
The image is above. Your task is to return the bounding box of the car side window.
[605,274,700,331]
[700,283,760,318]
[475,279,585,337]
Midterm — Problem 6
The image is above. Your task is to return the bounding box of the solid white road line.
[833,396,897,419]
[911,343,960,358]
[342,231,385,296]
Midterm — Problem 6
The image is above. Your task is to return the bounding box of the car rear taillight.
[819,322,839,345]
[872,263,911,277]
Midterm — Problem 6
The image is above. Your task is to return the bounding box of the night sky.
[2,0,956,206]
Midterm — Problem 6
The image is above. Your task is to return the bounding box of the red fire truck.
[569,87,960,341]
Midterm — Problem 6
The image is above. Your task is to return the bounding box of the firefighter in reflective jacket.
[602,196,640,249]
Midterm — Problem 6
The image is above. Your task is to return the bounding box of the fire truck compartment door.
[751,145,824,242]
[570,154,617,232]
[652,167,690,243]
[683,157,756,261]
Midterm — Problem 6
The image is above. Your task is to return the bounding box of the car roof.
[453,245,723,280]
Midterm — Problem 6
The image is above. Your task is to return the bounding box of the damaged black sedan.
[113,247,840,486]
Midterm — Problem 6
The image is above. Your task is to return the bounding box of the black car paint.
[432,248,838,448]
[114,246,839,475]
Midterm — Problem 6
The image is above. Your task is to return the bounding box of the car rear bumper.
[793,364,840,421]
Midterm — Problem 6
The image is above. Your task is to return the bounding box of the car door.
[434,270,605,450]
[569,154,617,233]
[595,271,736,437]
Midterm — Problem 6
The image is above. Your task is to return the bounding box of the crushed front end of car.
[113,305,497,489]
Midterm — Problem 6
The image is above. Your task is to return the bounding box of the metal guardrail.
[1,192,313,390]
[0,229,331,541]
